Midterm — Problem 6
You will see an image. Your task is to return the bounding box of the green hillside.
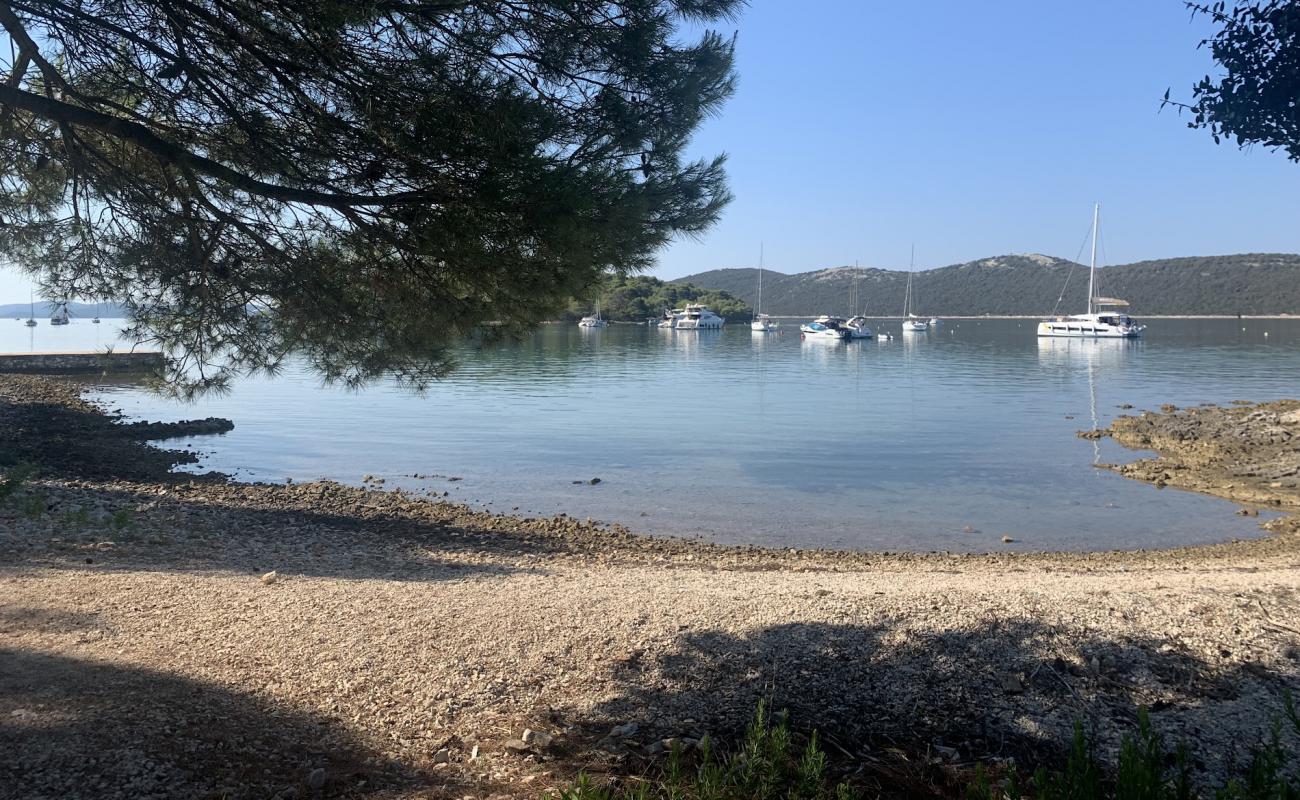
[679,253,1300,316]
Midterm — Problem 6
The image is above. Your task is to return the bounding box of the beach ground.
[2,375,1298,799]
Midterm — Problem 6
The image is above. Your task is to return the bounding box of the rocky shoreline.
[3,375,1300,799]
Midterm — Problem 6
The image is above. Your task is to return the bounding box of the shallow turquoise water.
[5,317,1297,552]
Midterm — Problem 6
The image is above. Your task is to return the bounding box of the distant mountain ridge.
[0,301,128,319]
[677,254,1300,316]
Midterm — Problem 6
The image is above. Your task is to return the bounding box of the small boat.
[900,248,927,332]
[750,245,779,332]
[800,315,850,340]
[578,308,607,328]
[928,317,941,327]
[92,302,101,324]
[658,308,683,328]
[674,304,725,330]
[24,293,36,327]
[1037,205,1145,339]
[49,301,70,326]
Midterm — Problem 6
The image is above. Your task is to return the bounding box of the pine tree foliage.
[1170,1,1300,162]
[0,0,738,394]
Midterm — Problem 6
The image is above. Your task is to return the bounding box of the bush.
[555,693,1300,800]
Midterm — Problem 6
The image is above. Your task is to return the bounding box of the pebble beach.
[2,375,1299,799]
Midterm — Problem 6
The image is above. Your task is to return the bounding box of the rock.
[608,722,639,738]
[588,477,602,485]
[1281,409,1300,425]
[999,673,1024,694]
[521,729,552,747]
[307,768,326,790]
[432,748,450,764]
[260,570,279,585]
[1000,535,1015,543]
[503,739,529,753]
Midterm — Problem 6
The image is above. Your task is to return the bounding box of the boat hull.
[1037,321,1142,338]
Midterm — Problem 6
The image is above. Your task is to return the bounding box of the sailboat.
[92,301,101,324]
[1037,204,1145,339]
[901,247,927,332]
[24,292,36,327]
[49,300,70,325]
[842,262,872,338]
[578,299,607,328]
[750,244,779,332]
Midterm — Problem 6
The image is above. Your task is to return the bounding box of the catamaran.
[750,245,779,332]
[1038,204,1145,339]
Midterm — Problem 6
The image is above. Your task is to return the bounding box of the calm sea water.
[4,317,1297,553]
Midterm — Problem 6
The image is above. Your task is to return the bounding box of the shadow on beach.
[554,618,1299,794]
[0,641,419,799]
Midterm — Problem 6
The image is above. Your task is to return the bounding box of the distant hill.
[679,254,1300,316]
[0,301,128,319]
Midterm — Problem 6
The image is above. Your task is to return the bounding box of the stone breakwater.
[2,376,1300,799]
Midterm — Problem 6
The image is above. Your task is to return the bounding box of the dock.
[0,350,165,374]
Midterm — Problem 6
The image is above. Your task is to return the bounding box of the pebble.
[307,768,326,790]
[260,571,279,585]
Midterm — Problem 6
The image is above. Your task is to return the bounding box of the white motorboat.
[1038,205,1145,339]
[674,304,725,329]
[800,315,850,340]
[843,315,873,339]
[900,249,927,332]
[928,317,941,327]
[658,308,682,328]
[750,245,779,332]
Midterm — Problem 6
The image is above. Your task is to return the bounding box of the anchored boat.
[1038,204,1145,339]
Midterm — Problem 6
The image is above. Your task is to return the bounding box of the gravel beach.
[2,376,1299,799]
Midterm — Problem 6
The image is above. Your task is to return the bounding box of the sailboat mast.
[756,243,763,319]
[1087,203,1099,316]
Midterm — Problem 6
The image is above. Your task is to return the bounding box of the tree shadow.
[0,647,429,799]
[556,618,1299,791]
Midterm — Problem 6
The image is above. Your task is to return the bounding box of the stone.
[470,745,480,761]
[260,571,279,585]
[588,477,601,485]
[608,722,639,738]
[432,748,450,764]
[503,739,529,753]
[521,729,552,747]
[307,768,326,790]
[1000,535,1015,543]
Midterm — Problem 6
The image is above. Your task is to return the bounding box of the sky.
[2,0,1298,299]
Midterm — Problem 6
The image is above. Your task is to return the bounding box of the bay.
[4,316,1296,553]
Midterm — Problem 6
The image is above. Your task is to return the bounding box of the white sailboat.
[1037,204,1145,339]
[750,244,779,332]
[901,248,927,333]
[578,299,607,328]
[49,300,70,326]
[842,263,872,338]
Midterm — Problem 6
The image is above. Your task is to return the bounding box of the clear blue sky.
[2,0,1297,299]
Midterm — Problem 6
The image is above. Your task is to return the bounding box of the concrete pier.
[0,350,164,374]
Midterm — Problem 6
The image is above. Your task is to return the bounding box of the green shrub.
[549,702,856,799]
